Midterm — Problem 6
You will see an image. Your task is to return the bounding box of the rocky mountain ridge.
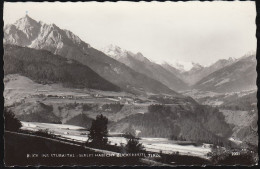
[193,55,256,93]
[4,15,180,96]
[162,57,238,86]
[102,44,188,91]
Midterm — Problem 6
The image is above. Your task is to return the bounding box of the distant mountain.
[182,58,237,85]
[161,62,183,77]
[171,62,187,72]
[4,15,179,95]
[102,45,188,91]
[193,55,256,93]
[189,62,204,73]
[4,45,121,91]
[162,61,202,73]
[208,57,237,72]
[162,58,237,86]
[101,44,129,60]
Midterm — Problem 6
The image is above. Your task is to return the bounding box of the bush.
[34,129,55,138]
[207,146,257,165]
[125,134,145,153]
[82,104,92,111]
[102,103,124,112]
[4,108,22,132]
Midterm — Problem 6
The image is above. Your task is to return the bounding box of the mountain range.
[162,57,238,86]
[101,44,188,91]
[4,15,256,95]
[102,44,256,93]
[194,55,257,93]
[4,15,179,96]
[3,15,257,146]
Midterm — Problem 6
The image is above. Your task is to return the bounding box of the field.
[4,74,131,106]
[181,89,257,107]
[4,74,154,123]
[21,121,212,159]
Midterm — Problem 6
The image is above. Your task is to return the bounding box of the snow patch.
[215,78,230,86]
[101,44,128,60]
[201,78,215,85]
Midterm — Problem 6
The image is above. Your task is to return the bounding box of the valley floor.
[21,121,211,159]
[4,75,258,166]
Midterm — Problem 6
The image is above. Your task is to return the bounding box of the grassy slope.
[5,131,145,166]
[4,74,149,124]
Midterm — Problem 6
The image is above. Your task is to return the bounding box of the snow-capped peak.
[160,60,204,72]
[170,61,195,72]
[101,44,128,60]
[102,44,150,63]
[190,62,204,71]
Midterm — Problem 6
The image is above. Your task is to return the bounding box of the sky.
[4,1,256,69]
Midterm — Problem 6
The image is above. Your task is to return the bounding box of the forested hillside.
[4,45,121,91]
[4,15,180,95]
[110,104,232,145]
[219,91,257,111]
